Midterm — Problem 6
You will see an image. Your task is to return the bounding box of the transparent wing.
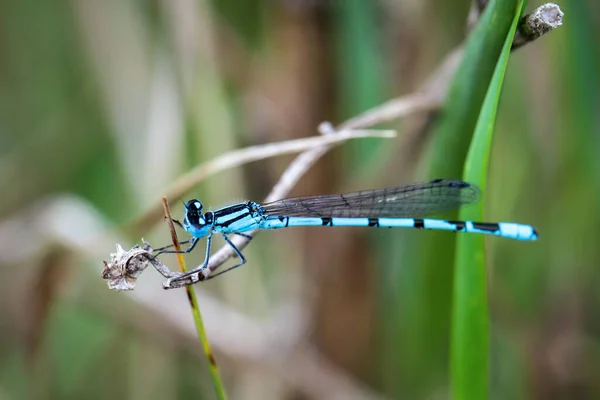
[259,179,480,218]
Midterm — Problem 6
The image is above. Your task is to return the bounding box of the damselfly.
[155,179,538,287]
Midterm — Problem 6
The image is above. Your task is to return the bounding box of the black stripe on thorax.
[214,203,253,227]
[213,203,248,218]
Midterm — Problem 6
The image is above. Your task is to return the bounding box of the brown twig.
[128,127,397,235]
[161,197,184,261]
[513,3,564,50]
[194,116,433,281]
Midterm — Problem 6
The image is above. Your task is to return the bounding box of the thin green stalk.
[162,197,227,400]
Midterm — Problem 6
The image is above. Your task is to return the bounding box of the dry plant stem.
[513,3,564,49]
[336,92,440,131]
[130,128,396,234]
[161,197,186,269]
[161,197,228,400]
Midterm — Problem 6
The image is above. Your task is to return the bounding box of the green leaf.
[450,1,526,399]
[426,0,523,180]
[393,0,524,393]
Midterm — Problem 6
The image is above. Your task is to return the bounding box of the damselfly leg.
[167,233,253,284]
[205,233,252,280]
[153,238,198,256]
[164,233,213,283]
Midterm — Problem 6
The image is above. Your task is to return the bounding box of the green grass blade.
[426,0,522,180]
[335,0,387,175]
[450,1,526,399]
[394,0,523,392]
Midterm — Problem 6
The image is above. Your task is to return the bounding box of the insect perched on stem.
[152,179,538,288]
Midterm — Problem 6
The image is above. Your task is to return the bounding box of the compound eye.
[185,199,203,212]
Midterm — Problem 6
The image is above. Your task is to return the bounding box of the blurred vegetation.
[0,0,598,399]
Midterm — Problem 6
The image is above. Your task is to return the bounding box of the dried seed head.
[101,243,153,291]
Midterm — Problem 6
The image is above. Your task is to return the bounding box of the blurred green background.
[0,0,598,399]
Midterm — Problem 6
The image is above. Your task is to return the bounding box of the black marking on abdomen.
[413,219,425,229]
[448,220,466,231]
[368,218,380,227]
[322,217,333,226]
[277,216,290,228]
[472,222,500,232]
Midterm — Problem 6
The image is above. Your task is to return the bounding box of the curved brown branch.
[513,3,564,50]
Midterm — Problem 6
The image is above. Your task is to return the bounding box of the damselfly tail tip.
[531,227,540,241]
[517,225,539,241]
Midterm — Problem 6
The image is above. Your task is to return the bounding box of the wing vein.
[259,179,480,218]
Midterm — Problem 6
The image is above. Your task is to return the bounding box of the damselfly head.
[183,199,206,229]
